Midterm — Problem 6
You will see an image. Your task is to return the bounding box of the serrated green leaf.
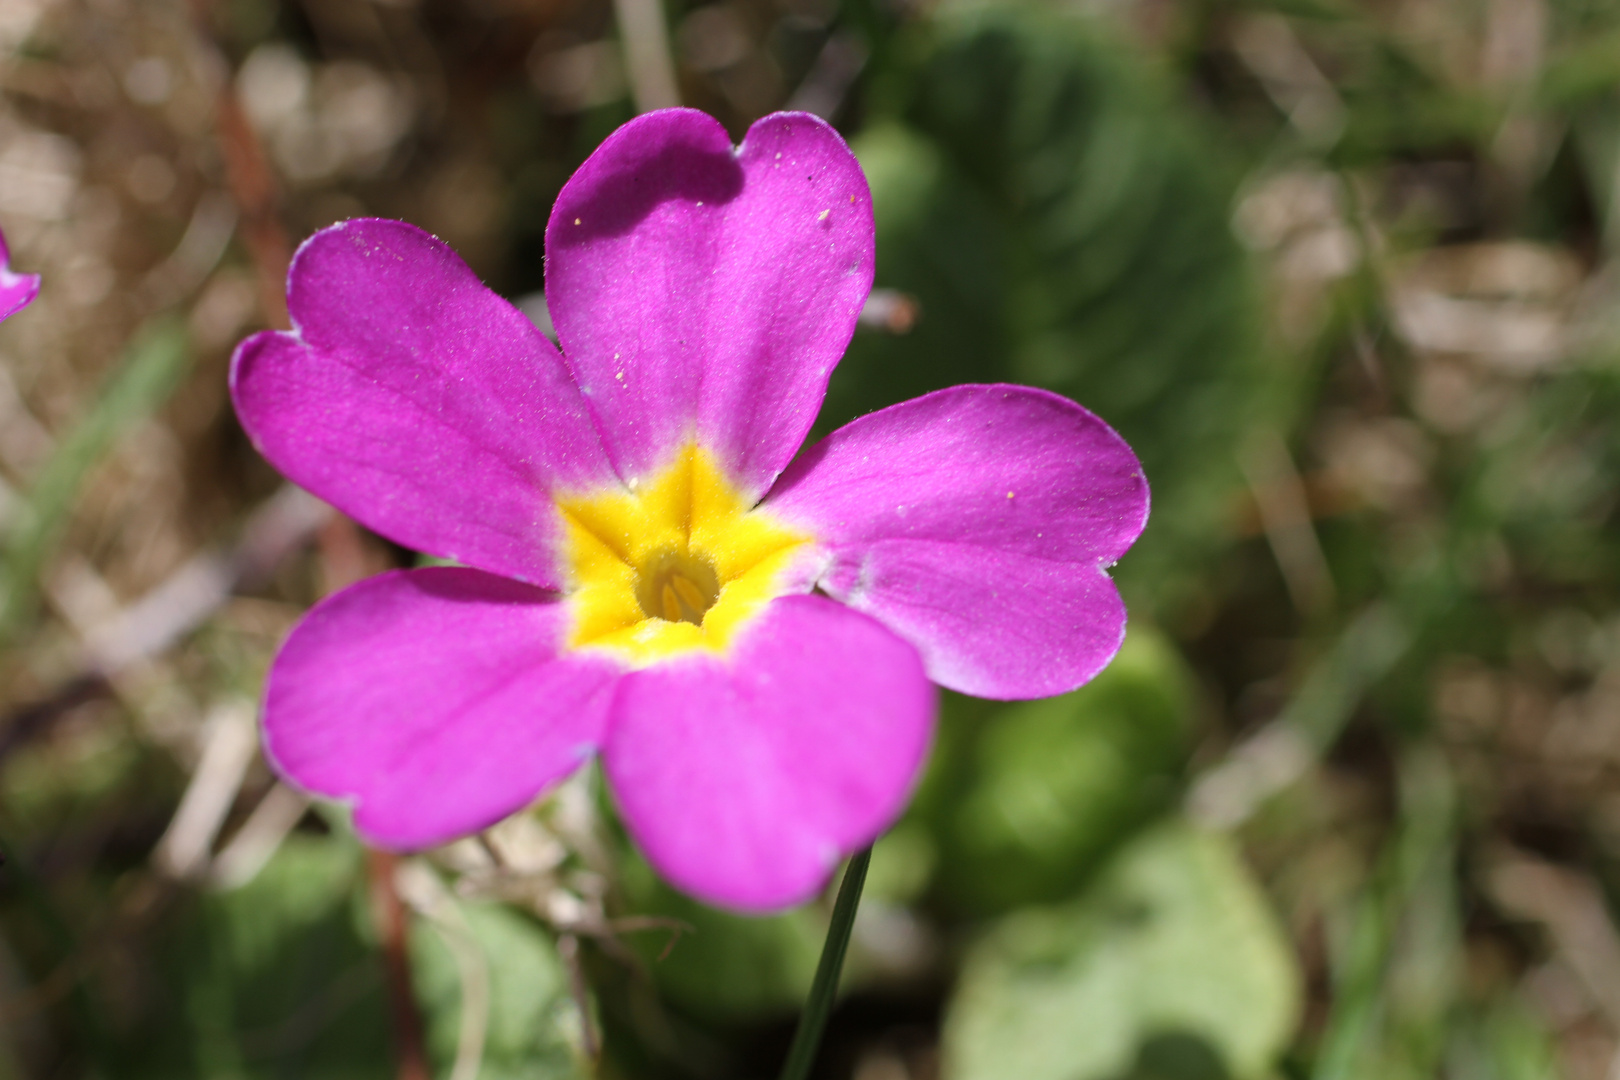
[834,9,1267,587]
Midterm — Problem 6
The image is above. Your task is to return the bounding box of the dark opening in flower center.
[634,548,721,625]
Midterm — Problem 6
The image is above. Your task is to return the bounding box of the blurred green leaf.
[620,854,825,1021]
[1445,993,1562,1080]
[863,819,938,905]
[0,315,192,638]
[127,833,393,1079]
[616,825,937,1023]
[411,899,591,1080]
[943,821,1301,1080]
[835,8,1268,582]
[1539,29,1620,106]
[918,625,1195,915]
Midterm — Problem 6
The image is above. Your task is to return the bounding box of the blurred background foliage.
[3,0,1620,1076]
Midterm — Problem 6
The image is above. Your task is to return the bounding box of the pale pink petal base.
[768,385,1149,699]
[232,219,617,588]
[546,109,874,498]
[263,568,621,849]
[603,595,934,912]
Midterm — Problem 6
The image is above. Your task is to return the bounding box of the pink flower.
[231,109,1148,912]
[0,227,39,322]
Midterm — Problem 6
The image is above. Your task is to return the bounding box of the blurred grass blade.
[1312,750,1459,1080]
[1188,604,1412,829]
[0,316,192,640]
[1276,603,1412,750]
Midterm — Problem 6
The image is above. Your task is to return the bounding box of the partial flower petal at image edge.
[0,226,40,322]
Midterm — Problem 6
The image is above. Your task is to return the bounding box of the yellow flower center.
[556,444,812,665]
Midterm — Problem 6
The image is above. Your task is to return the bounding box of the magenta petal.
[0,227,39,322]
[231,219,616,587]
[263,567,621,849]
[546,109,874,498]
[603,595,933,912]
[817,540,1128,699]
[767,385,1149,699]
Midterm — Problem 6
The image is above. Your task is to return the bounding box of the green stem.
[778,846,872,1080]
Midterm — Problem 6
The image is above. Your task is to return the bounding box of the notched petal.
[767,384,1149,699]
[550,118,744,245]
[545,109,875,499]
[230,218,617,587]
